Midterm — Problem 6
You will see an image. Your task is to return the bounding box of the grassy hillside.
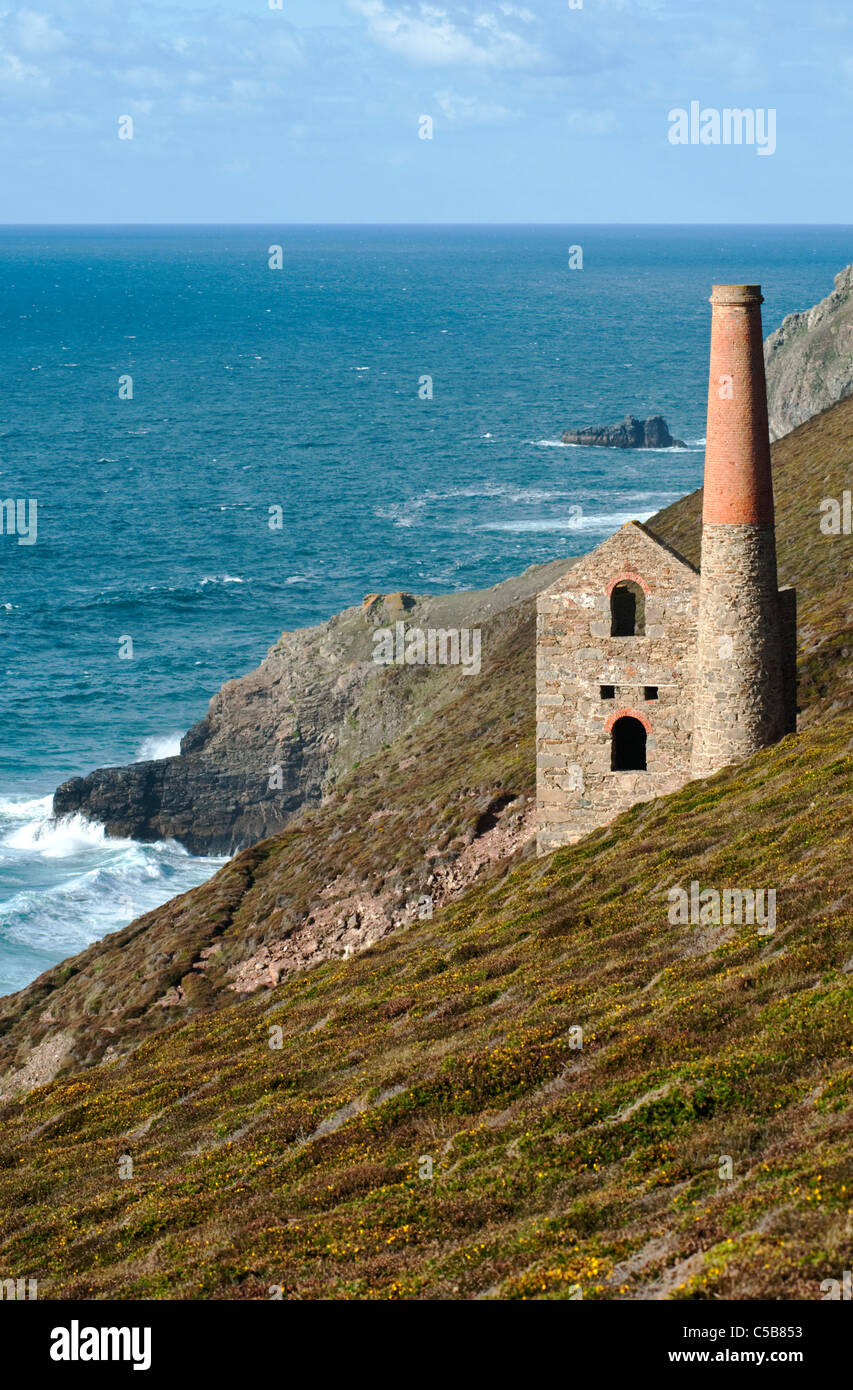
[1,395,853,1299]
[0,705,850,1299]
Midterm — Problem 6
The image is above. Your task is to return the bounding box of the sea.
[0,223,849,995]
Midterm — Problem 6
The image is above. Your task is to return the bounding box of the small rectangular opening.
[644,686,658,700]
[600,684,615,700]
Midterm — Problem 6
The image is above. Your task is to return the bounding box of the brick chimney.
[692,285,789,776]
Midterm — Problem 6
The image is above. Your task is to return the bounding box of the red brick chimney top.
[703,283,774,526]
[709,284,763,306]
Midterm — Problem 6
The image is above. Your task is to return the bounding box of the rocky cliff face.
[52,561,573,855]
[561,415,685,448]
[764,263,853,441]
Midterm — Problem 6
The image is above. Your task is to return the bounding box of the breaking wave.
[0,794,225,996]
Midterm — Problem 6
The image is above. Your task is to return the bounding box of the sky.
[0,0,851,223]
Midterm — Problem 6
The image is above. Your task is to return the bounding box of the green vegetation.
[1,398,852,1299]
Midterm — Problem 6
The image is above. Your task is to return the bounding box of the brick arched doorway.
[605,708,652,771]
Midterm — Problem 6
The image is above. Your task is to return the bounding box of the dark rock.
[561,414,685,449]
[53,754,306,858]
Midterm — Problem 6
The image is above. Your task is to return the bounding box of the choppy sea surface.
[1,223,849,994]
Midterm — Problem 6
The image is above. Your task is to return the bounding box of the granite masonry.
[536,285,797,854]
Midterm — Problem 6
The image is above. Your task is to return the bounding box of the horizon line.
[0,220,851,229]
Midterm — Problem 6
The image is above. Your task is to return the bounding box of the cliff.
[764,263,853,440]
[53,564,571,855]
[1,399,852,1298]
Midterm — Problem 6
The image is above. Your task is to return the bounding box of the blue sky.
[1,0,850,222]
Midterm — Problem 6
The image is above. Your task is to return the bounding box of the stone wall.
[691,524,789,776]
[536,522,699,854]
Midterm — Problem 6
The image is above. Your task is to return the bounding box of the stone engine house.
[536,284,797,855]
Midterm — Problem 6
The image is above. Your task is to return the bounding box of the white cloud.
[0,51,47,86]
[498,4,535,20]
[349,0,544,68]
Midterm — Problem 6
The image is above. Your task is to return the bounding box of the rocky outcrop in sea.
[561,415,685,448]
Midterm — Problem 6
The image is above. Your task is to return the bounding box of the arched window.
[611,715,647,771]
[610,581,645,636]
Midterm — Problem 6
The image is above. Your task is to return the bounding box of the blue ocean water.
[0,224,849,995]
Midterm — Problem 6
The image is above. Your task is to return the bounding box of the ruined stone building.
[536,285,797,854]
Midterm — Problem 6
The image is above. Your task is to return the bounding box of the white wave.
[200,574,244,586]
[0,794,53,822]
[481,510,655,533]
[0,789,226,979]
[376,503,417,528]
[376,481,585,527]
[529,438,702,453]
[0,827,227,992]
[3,809,132,859]
[505,487,579,503]
[134,732,182,761]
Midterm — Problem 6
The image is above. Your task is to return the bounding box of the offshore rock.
[561,415,685,448]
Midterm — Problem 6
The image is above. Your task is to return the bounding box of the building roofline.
[538,517,699,599]
[627,519,699,574]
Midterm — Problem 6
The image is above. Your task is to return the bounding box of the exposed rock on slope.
[764,263,853,440]
[561,415,685,448]
[53,562,571,855]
